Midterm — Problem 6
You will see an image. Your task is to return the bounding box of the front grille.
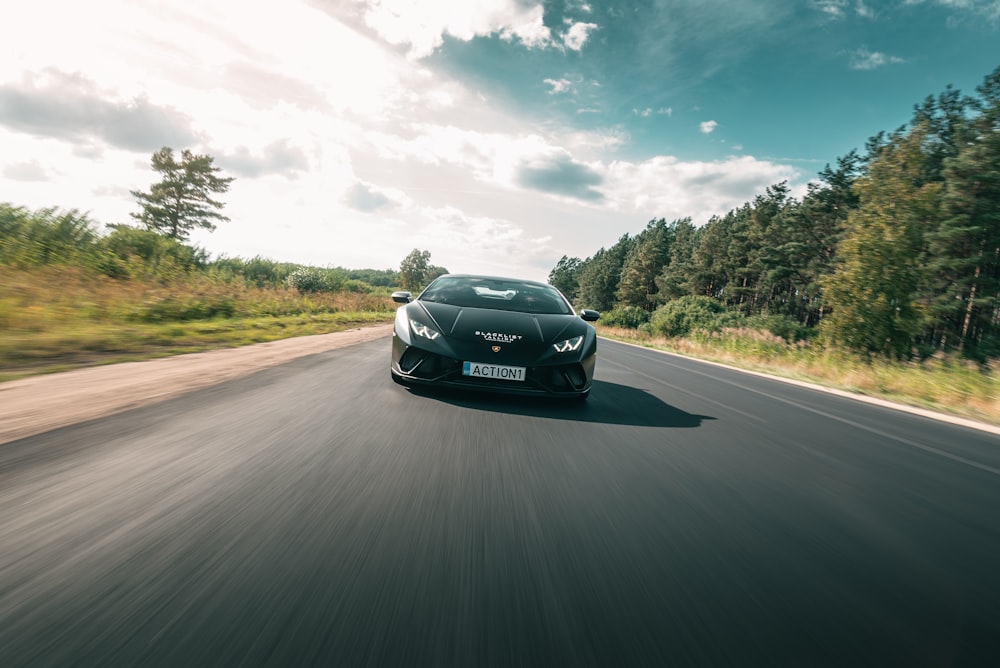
[399,349,461,379]
[400,348,588,393]
[533,363,588,391]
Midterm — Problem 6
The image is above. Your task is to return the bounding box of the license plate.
[462,361,525,382]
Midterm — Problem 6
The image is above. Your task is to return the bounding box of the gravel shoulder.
[0,324,393,445]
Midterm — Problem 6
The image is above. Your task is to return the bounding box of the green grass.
[0,266,394,381]
[597,325,1000,427]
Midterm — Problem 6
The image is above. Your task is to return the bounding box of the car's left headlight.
[552,335,583,353]
[410,319,441,340]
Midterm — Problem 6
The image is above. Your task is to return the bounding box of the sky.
[2,1,997,282]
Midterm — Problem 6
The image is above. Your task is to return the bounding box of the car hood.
[413,300,584,344]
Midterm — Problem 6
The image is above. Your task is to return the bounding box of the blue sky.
[1,0,997,281]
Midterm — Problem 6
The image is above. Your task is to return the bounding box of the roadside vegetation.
[596,322,999,427]
[557,67,1000,426]
[0,204,399,381]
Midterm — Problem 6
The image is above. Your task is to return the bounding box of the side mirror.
[391,291,412,304]
[580,309,600,322]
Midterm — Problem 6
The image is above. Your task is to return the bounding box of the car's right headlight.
[410,319,441,340]
[553,335,584,353]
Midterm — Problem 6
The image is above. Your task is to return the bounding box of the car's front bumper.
[391,337,595,397]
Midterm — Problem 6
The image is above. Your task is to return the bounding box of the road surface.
[1,337,998,666]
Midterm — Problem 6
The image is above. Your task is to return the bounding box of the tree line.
[551,66,1000,360]
[2,146,414,295]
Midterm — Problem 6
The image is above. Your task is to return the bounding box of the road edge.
[0,324,394,445]
[602,337,1000,437]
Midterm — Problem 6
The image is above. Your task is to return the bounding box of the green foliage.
[130,147,234,241]
[601,305,650,329]
[548,255,582,300]
[0,203,101,267]
[575,235,634,311]
[616,218,677,310]
[645,296,743,337]
[286,267,347,293]
[745,314,814,342]
[130,295,237,322]
[210,255,298,288]
[398,248,431,290]
[98,225,208,279]
[346,267,399,287]
[820,126,941,357]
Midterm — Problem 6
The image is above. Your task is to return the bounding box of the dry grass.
[598,325,1000,427]
[0,266,395,380]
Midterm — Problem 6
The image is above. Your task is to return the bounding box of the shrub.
[0,203,100,267]
[601,305,650,329]
[646,296,743,337]
[286,267,347,293]
[98,225,208,278]
[745,314,815,342]
[343,279,372,293]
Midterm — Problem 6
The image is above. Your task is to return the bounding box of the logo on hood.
[476,330,522,343]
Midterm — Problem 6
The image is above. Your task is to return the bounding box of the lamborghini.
[390,274,599,399]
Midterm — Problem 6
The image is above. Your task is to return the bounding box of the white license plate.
[462,361,526,382]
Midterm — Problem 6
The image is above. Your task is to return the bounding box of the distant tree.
[426,264,450,283]
[616,218,675,310]
[575,234,634,311]
[399,248,431,290]
[820,126,941,356]
[926,66,1000,355]
[548,255,582,299]
[130,147,234,241]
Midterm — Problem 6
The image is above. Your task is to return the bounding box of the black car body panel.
[390,274,598,398]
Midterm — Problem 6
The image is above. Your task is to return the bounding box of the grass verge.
[597,325,1000,428]
[0,266,394,382]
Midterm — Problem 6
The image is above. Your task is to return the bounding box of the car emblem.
[492,345,502,353]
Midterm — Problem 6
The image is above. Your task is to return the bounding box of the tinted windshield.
[419,276,573,315]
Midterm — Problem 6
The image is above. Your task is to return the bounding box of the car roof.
[431,274,552,288]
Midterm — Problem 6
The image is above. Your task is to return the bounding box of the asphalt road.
[1,337,998,666]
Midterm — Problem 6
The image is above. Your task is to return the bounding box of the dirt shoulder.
[0,324,393,445]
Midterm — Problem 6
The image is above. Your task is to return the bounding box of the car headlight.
[410,319,441,340]
[552,335,583,353]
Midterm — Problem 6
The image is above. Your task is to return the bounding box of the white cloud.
[811,0,848,18]
[2,159,51,182]
[902,0,1000,22]
[700,120,718,134]
[356,0,552,59]
[544,78,574,94]
[849,48,905,70]
[562,22,599,51]
[633,107,672,117]
[412,205,555,276]
[601,156,800,224]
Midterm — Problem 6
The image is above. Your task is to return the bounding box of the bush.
[212,255,296,288]
[285,267,347,293]
[343,279,372,293]
[98,225,208,278]
[646,296,743,337]
[601,305,650,329]
[745,314,815,342]
[130,295,237,322]
[0,203,100,267]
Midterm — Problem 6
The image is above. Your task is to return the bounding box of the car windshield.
[419,276,573,315]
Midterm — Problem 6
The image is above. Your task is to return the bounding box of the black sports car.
[390,274,599,399]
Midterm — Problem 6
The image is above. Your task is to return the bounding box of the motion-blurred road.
[1,338,998,666]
